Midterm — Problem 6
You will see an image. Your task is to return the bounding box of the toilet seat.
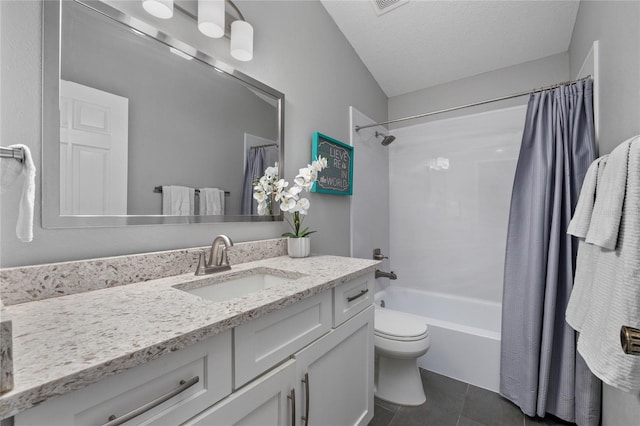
[375,308,428,342]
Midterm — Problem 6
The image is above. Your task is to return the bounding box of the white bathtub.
[375,287,502,392]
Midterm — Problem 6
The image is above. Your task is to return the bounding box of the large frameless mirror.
[42,0,284,227]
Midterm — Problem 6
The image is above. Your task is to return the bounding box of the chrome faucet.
[195,235,234,275]
[375,269,397,280]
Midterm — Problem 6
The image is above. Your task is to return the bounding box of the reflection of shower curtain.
[241,147,265,215]
[500,80,601,425]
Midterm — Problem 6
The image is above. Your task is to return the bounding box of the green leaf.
[281,232,298,238]
[299,230,317,237]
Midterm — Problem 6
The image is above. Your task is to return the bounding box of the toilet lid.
[375,308,428,339]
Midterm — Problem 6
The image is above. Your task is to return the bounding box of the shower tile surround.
[0,238,379,419]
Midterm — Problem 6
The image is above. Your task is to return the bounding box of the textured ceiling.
[321,0,580,97]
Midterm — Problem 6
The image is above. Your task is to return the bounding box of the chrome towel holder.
[0,146,24,162]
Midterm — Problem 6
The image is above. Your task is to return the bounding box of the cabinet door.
[183,360,297,426]
[293,306,374,426]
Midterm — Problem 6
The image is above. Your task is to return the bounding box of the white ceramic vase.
[287,237,310,258]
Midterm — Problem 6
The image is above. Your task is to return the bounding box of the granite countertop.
[0,254,378,419]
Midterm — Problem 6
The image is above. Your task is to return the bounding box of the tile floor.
[369,369,576,426]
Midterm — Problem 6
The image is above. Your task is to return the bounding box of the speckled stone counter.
[0,254,378,419]
[0,238,288,306]
[0,302,13,395]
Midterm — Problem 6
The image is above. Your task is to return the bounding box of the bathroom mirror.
[42,0,284,227]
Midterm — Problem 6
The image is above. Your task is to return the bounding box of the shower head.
[375,131,396,146]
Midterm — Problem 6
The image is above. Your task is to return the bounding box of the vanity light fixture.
[198,0,225,38]
[142,0,174,19]
[224,0,254,61]
[142,0,254,62]
[230,19,253,61]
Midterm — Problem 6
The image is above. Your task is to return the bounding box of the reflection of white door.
[59,80,128,215]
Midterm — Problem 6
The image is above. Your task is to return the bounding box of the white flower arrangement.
[253,156,328,237]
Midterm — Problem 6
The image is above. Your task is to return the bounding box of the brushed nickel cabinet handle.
[102,376,199,426]
[301,372,310,426]
[287,388,296,426]
[347,289,369,303]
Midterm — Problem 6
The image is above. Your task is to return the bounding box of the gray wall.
[0,0,387,267]
[568,1,640,424]
[388,52,569,129]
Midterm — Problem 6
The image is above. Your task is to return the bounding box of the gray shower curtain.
[241,147,265,215]
[500,79,601,425]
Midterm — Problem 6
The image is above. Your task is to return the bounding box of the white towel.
[199,188,225,215]
[566,156,608,331]
[585,138,633,249]
[0,144,36,242]
[161,185,194,215]
[566,135,640,392]
[567,156,607,238]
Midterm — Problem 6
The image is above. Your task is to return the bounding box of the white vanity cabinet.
[15,330,233,426]
[13,271,375,426]
[189,272,375,426]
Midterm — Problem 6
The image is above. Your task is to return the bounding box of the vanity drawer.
[333,272,375,327]
[15,330,232,426]
[234,291,332,387]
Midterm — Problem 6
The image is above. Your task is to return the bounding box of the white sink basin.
[178,270,302,303]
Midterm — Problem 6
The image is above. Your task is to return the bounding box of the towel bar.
[621,326,640,355]
[0,146,24,162]
[153,186,230,196]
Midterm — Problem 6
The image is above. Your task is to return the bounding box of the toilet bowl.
[374,307,430,406]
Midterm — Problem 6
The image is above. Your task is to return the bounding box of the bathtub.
[375,287,502,392]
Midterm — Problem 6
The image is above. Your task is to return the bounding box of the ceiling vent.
[371,0,408,16]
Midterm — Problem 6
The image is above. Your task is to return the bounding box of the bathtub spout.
[375,269,397,280]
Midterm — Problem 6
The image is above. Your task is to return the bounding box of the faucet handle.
[195,250,207,276]
[373,248,388,260]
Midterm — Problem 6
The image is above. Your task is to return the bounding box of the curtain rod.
[250,143,279,149]
[355,75,592,131]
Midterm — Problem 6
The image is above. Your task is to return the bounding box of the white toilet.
[374,307,431,406]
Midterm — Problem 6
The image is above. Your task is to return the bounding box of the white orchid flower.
[280,197,296,211]
[317,156,328,169]
[276,179,288,190]
[297,167,313,181]
[257,202,269,215]
[295,198,310,215]
[274,188,285,202]
[253,191,267,202]
[287,185,302,197]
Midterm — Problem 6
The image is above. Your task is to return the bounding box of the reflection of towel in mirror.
[162,186,194,215]
[566,135,640,392]
[0,144,36,242]
[199,188,225,215]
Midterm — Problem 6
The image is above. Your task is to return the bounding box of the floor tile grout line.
[455,383,471,426]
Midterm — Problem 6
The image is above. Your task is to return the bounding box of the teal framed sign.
[311,132,353,195]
